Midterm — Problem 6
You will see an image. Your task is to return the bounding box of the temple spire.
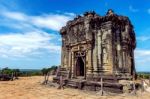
[106,9,115,16]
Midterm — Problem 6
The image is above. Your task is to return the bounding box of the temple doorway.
[76,57,85,76]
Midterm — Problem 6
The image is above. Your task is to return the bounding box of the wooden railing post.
[141,78,144,92]
[100,77,103,96]
[132,77,136,95]
[132,71,136,95]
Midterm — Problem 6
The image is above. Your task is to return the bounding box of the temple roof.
[60,9,133,34]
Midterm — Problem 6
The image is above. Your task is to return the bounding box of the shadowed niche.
[76,57,85,76]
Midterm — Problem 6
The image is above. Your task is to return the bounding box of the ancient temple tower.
[60,9,136,79]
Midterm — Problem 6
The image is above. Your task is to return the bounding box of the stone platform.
[66,78,123,93]
[53,74,134,93]
[53,67,136,93]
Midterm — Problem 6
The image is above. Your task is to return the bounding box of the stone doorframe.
[73,51,86,79]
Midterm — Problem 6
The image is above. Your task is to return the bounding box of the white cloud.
[136,28,150,41]
[0,10,75,59]
[129,5,139,12]
[148,8,150,14]
[1,11,27,21]
[135,49,150,67]
[0,11,75,31]
[135,49,150,57]
[0,32,61,58]
[31,14,72,31]
[137,36,150,41]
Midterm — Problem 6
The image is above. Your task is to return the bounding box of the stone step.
[67,84,78,88]
[59,68,67,71]
[57,72,68,76]
[67,80,78,85]
[85,81,122,88]
[66,79,123,93]
[84,81,123,93]
[87,79,118,83]
[55,67,69,78]
[87,75,120,83]
[67,80,78,88]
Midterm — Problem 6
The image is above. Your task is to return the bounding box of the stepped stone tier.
[54,9,136,93]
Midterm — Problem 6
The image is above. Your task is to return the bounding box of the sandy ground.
[0,76,150,99]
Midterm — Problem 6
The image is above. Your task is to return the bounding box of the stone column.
[68,50,72,78]
[131,49,135,75]
[106,29,113,74]
[124,51,127,73]
[126,51,131,74]
[125,49,131,74]
[101,22,113,74]
[87,48,93,75]
[97,30,102,72]
[61,47,64,67]
[63,51,67,68]
[128,47,132,74]
[93,31,98,74]
[71,52,75,78]
[122,49,126,73]
[67,49,70,70]
[118,49,123,73]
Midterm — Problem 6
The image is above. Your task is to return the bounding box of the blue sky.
[0,0,150,71]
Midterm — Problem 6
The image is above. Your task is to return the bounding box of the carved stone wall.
[60,9,136,79]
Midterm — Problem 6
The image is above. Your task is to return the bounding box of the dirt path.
[0,76,150,99]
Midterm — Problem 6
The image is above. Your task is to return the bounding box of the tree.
[0,67,20,81]
[13,69,20,79]
[41,68,50,84]
[2,67,13,75]
[41,66,58,84]
[1,67,14,81]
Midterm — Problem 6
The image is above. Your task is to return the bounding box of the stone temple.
[54,9,136,93]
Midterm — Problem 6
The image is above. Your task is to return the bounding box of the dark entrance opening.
[76,57,84,76]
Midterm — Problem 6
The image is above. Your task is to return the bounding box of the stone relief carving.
[103,48,108,64]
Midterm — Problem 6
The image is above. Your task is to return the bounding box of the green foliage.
[13,69,20,73]
[0,65,58,77]
[41,65,58,75]
[0,67,21,80]
[137,72,150,79]
[1,67,14,75]
[41,68,49,75]
[19,70,42,77]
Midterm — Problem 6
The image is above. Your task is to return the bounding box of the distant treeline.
[1,67,149,79]
[137,72,150,79]
[0,66,58,77]
[19,70,42,76]
[0,67,20,76]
